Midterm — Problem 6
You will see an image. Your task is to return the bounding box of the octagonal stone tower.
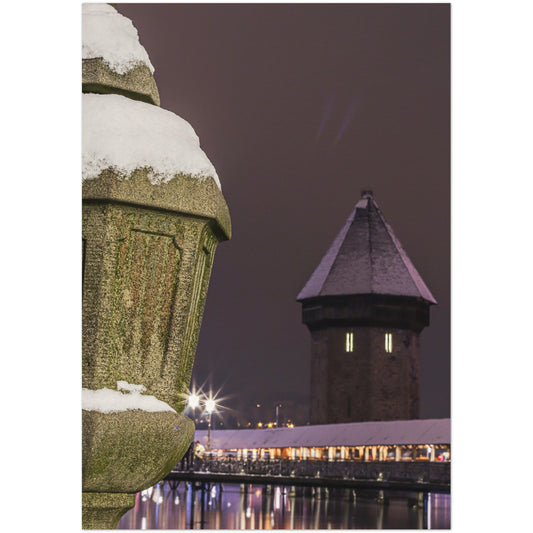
[82,5,230,528]
[297,190,436,425]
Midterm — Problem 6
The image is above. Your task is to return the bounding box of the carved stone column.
[82,171,230,528]
[81,6,231,527]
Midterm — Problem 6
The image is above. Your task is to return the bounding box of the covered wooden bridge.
[194,418,450,463]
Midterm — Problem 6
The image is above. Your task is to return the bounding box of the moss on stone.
[82,492,135,529]
[82,199,226,407]
[82,57,160,106]
[82,410,194,493]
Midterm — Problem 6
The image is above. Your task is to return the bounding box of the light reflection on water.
[117,481,450,529]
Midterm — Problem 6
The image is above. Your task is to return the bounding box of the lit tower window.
[346,332,354,352]
[385,333,393,353]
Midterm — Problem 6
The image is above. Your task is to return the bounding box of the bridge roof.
[195,418,450,449]
[297,191,437,304]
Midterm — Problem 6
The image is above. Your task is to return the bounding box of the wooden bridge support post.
[418,491,425,509]
[342,488,354,502]
[188,484,196,530]
[377,489,389,505]
[408,491,425,509]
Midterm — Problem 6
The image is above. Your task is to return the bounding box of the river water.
[117,481,450,529]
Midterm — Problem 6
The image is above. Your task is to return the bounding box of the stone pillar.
[81,8,231,529]
[82,160,230,529]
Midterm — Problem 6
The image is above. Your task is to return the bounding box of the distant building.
[297,190,436,424]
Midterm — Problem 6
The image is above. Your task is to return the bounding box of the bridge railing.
[173,457,450,485]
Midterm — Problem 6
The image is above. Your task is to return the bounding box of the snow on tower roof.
[82,3,155,75]
[82,93,221,189]
[297,191,437,303]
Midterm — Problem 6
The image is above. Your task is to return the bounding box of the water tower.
[297,191,436,424]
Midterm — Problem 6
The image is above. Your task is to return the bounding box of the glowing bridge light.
[205,398,216,413]
[188,393,200,409]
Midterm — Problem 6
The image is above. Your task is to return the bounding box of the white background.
[1,1,531,531]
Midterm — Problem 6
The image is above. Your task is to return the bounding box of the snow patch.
[82,3,155,74]
[82,380,176,413]
[82,93,221,189]
[117,381,146,394]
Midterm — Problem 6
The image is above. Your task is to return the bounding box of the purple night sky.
[118,3,450,421]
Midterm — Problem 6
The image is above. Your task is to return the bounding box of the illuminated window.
[385,333,393,353]
[345,332,354,352]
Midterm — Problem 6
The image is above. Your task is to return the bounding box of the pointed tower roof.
[297,190,437,304]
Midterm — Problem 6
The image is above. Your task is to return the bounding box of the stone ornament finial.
[82,4,160,105]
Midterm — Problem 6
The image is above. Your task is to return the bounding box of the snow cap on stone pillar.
[81,3,230,239]
[82,3,160,105]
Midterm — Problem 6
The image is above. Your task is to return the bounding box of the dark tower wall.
[309,325,421,424]
[303,295,428,424]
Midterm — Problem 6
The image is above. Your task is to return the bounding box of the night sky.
[118,3,450,421]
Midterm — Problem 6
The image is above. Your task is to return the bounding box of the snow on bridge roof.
[195,418,450,450]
